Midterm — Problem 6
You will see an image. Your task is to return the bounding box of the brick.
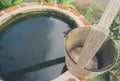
[57,4,68,10]
[80,17,90,25]
[43,2,54,6]
[28,2,41,5]
[4,6,19,13]
[20,4,26,7]
[79,78,88,81]
[70,9,81,16]
[67,78,75,81]
[0,12,4,16]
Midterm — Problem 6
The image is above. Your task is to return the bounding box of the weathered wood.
[69,47,98,70]
[98,0,120,32]
[52,0,120,80]
[77,27,108,69]
[77,0,120,70]
[65,32,118,78]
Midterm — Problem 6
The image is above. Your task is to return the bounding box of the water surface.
[0,17,73,81]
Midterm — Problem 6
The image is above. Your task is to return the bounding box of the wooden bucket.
[65,27,118,79]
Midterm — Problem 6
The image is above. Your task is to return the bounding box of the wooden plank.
[52,0,120,80]
[77,27,108,69]
[52,71,80,81]
[98,0,120,32]
[77,0,120,69]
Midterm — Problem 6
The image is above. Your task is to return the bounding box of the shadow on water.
[0,14,75,81]
[3,57,65,81]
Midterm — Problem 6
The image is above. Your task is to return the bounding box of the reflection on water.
[0,17,74,81]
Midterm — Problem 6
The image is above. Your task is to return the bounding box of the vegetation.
[75,2,103,24]
[110,15,120,40]
[75,1,120,40]
[26,0,120,42]
[0,0,120,80]
[89,73,109,81]
[0,0,23,10]
[30,0,76,10]
[75,1,120,81]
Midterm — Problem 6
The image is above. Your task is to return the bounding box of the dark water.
[0,17,73,81]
